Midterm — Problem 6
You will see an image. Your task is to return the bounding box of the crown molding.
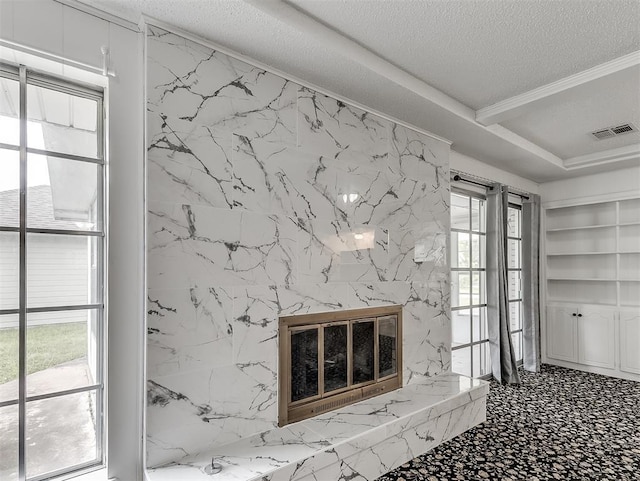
[543,189,640,209]
[564,143,640,170]
[476,50,640,126]
[55,0,140,31]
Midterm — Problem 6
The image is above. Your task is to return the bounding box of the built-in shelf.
[546,300,618,308]
[546,251,617,256]
[547,278,617,281]
[545,197,640,308]
[545,222,640,232]
[619,198,640,225]
[619,252,640,281]
[545,201,616,231]
[545,197,640,384]
[546,224,618,232]
[546,299,617,307]
[546,279,640,282]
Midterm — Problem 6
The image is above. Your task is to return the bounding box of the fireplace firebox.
[278,305,402,426]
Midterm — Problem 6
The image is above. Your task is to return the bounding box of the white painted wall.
[0,1,144,480]
[104,20,145,481]
[450,149,540,194]
[540,165,640,205]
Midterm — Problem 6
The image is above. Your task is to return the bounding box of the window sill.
[58,467,114,481]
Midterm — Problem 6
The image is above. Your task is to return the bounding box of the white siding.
[27,235,90,307]
[0,234,90,328]
[0,232,19,312]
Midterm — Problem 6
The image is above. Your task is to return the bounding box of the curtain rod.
[452,174,530,200]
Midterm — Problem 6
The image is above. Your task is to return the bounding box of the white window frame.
[450,188,491,379]
[0,6,146,479]
[0,62,106,481]
[507,202,524,364]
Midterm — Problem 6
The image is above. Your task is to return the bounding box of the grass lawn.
[0,322,87,385]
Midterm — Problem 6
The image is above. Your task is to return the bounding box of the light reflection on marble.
[146,373,488,481]
[298,220,389,283]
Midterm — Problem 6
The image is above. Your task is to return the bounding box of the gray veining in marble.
[146,372,488,481]
[145,23,451,468]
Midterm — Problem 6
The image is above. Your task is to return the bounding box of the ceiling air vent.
[611,124,636,135]
[591,129,616,140]
[591,123,638,140]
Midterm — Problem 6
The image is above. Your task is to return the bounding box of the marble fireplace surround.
[145,22,454,470]
[146,372,489,481]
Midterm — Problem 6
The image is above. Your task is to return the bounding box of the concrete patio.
[0,359,98,479]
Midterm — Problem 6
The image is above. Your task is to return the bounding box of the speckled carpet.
[378,365,640,481]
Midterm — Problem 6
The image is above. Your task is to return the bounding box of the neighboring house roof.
[0,185,83,230]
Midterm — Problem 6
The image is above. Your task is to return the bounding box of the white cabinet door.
[577,307,615,369]
[619,309,640,374]
[547,306,577,362]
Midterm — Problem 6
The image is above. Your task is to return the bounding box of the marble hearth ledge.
[146,373,489,481]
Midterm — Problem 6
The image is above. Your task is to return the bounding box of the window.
[507,203,523,364]
[450,190,490,378]
[0,64,105,480]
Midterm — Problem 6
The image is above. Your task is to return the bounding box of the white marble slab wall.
[145,25,451,468]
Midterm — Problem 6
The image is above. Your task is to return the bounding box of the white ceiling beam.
[476,51,640,126]
[243,0,564,170]
[244,0,471,119]
[486,124,565,168]
[564,144,640,170]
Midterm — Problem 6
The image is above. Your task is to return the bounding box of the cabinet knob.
[578,313,583,317]
[572,313,577,316]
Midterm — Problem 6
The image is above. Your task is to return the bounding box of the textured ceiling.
[503,65,640,159]
[77,0,640,183]
[291,0,640,109]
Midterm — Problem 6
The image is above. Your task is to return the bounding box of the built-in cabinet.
[547,306,616,368]
[578,306,616,369]
[544,197,640,381]
[619,309,640,374]
[546,306,578,362]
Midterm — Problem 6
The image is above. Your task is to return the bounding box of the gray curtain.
[522,194,542,372]
[486,184,521,384]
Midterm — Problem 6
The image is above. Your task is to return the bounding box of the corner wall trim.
[476,50,640,126]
